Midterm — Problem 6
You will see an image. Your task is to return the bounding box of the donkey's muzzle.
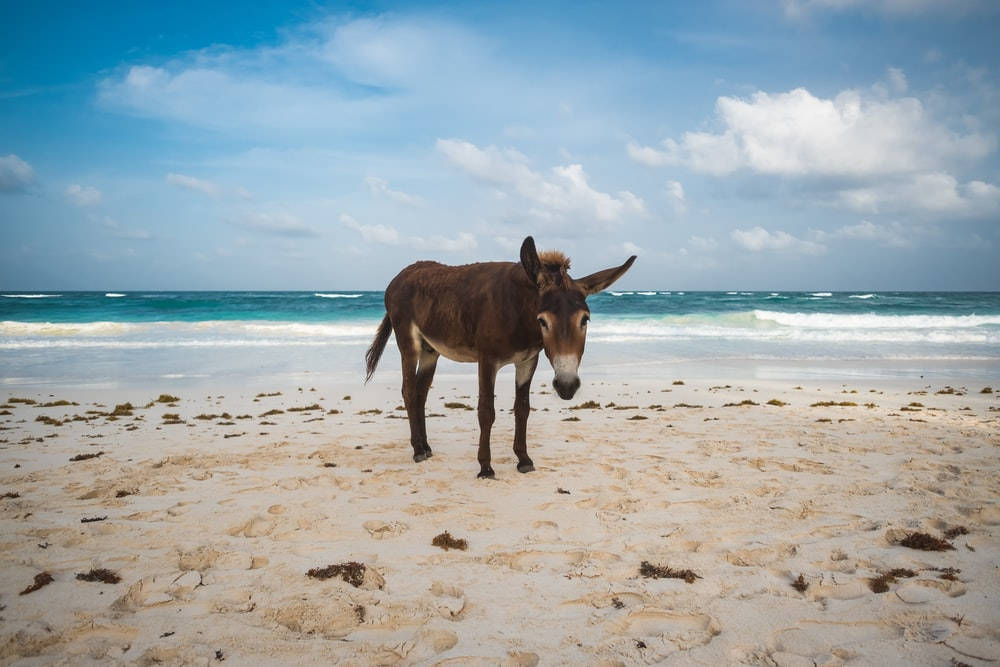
[552,375,581,400]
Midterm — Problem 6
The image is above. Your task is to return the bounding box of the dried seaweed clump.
[76,568,121,584]
[898,532,954,551]
[20,571,54,595]
[432,531,468,551]
[639,560,700,584]
[943,526,969,540]
[70,451,103,462]
[569,400,601,410]
[288,403,323,412]
[868,568,916,593]
[791,574,809,592]
[156,394,180,403]
[307,561,366,588]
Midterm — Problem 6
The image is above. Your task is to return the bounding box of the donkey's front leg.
[513,354,538,473]
[476,360,498,479]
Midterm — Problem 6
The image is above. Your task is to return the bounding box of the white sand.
[1,374,998,665]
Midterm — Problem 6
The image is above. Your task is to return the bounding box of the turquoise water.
[2,291,999,387]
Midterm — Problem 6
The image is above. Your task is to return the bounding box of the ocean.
[3,291,999,388]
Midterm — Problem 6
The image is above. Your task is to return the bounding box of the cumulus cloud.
[731,226,825,255]
[629,81,998,220]
[365,176,423,206]
[341,213,476,252]
[0,154,36,193]
[437,138,645,226]
[65,184,102,207]
[838,172,1000,217]
[629,86,992,178]
[166,172,219,197]
[230,210,320,237]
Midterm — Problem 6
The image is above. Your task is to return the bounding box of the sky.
[1,0,998,291]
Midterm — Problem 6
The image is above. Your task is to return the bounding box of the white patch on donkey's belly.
[412,324,478,363]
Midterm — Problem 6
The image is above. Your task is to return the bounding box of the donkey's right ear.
[520,236,542,286]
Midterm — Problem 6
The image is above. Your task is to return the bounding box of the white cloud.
[65,184,102,207]
[781,0,990,19]
[341,213,476,252]
[365,176,423,206]
[815,220,911,247]
[626,141,670,167]
[838,172,1000,217]
[437,138,645,226]
[886,67,908,94]
[731,226,825,255]
[101,216,152,240]
[665,180,686,215]
[622,241,642,255]
[0,154,36,193]
[629,87,993,178]
[231,210,320,237]
[166,172,219,197]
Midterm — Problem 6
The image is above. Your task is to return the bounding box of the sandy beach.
[1,370,998,666]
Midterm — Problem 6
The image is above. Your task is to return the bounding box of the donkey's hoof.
[477,468,496,479]
[517,462,535,473]
[413,451,430,463]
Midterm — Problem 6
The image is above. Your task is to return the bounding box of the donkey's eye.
[537,317,548,330]
[581,314,590,328]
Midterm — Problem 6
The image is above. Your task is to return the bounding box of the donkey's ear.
[576,255,637,295]
[520,236,542,286]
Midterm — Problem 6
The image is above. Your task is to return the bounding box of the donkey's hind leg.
[397,328,432,463]
[413,345,439,460]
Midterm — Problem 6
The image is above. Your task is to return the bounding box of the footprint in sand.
[430,581,467,619]
[894,578,966,603]
[227,515,278,538]
[363,519,410,539]
[266,597,364,639]
[769,621,901,664]
[726,543,798,567]
[178,546,254,571]
[602,607,720,661]
[113,571,203,611]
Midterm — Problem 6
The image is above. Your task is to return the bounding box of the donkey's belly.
[412,324,478,363]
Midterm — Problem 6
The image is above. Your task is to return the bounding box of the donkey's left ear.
[576,255,637,295]
[520,236,543,286]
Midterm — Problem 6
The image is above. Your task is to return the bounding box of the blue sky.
[1,0,998,290]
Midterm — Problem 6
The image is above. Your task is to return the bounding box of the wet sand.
[1,375,998,665]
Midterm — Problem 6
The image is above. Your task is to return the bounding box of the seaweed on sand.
[76,568,121,584]
[898,532,954,551]
[20,571,53,595]
[70,451,103,462]
[639,560,700,584]
[307,561,366,588]
[432,531,468,551]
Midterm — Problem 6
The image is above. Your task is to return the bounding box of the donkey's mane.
[538,251,570,273]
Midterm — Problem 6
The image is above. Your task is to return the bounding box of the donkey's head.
[520,236,636,400]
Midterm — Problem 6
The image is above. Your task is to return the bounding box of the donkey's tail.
[365,314,393,383]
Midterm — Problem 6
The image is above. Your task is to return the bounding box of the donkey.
[365,236,635,478]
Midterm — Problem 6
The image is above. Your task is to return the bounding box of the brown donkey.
[365,236,635,478]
